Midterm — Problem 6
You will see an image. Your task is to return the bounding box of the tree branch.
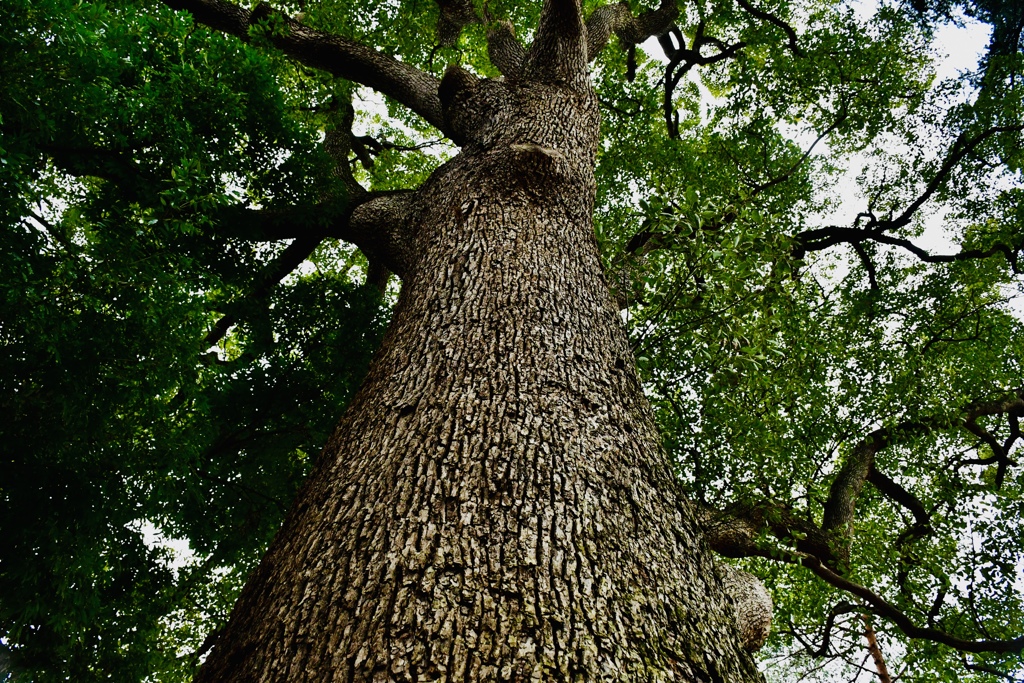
[962,657,1021,682]
[797,553,1024,655]
[794,124,1024,272]
[25,209,79,255]
[850,241,879,290]
[584,0,678,62]
[822,431,888,562]
[809,603,860,657]
[204,187,418,283]
[735,0,804,57]
[341,190,420,279]
[748,107,847,196]
[792,224,1024,273]
[700,500,842,568]
[860,614,893,683]
[704,499,1023,654]
[486,19,526,78]
[716,562,773,651]
[890,125,1024,232]
[204,234,322,347]
[160,0,447,133]
[522,0,589,90]
[821,394,1024,562]
[42,142,152,201]
[208,200,348,242]
[658,24,746,137]
[323,95,372,201]
[433,0,480,48]
[867,466,929,528]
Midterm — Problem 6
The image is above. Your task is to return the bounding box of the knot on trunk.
[717,562,773,651]
[506,142,571,189]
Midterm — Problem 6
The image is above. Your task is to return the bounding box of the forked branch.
[794,124,1024,273]
[204,234,323,347]
[658,24,746,137]
[701,391,1024,657]
[822,394,1024,561]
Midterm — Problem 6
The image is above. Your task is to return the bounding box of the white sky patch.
[933,14,991,83]
[131,519,195,574]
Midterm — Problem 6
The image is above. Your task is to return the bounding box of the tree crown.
[1,0,1022,680]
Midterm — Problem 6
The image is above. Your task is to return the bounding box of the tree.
[0,0,1021,680]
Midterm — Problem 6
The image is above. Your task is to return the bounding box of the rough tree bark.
[169,0,766,680]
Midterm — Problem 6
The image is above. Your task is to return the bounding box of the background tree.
[0,0,1021,681]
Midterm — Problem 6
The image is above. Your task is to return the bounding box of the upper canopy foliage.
[0,0,1021,681]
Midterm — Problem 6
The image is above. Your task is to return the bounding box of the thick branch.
[808,602,859,657]
[486,20,526,78]
[201,186,416,348]
[867,466,930,528]
[522,0,589,89]
[584,0,678,62]
[438,64,483,147]
[822,394,1024,561]
[213,189,420,280]
[160,0,446,132]
[43,142,152,200]
[702,395,1024,660]
[793,225,1023,273]
[321,93,402,290]
[44,138,353,246]
[25,209,79,255]
[323,96,371,201]
[700,500,842,568]
[341,190,419,279]
[209,200,349,242]
[702,501,1024,655]
[434,0,480,48]
[822,431,888,560]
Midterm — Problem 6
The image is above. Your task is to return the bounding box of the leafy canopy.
[0,0,1021,681]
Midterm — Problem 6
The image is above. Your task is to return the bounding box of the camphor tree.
[0,0,1022,680]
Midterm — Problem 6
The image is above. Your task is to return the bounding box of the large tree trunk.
[191,8,762,680]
